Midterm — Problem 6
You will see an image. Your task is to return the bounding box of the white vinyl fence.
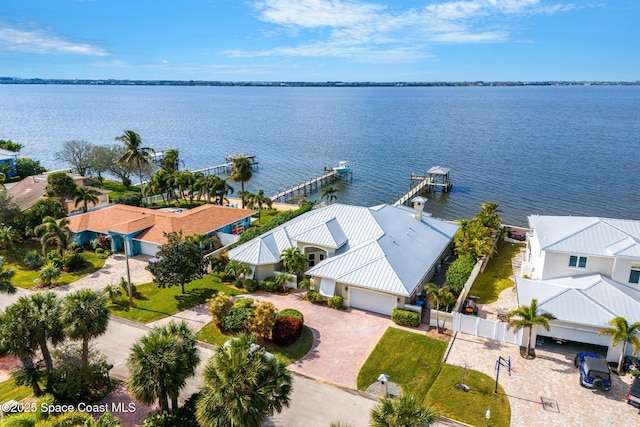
[429,310,523,345]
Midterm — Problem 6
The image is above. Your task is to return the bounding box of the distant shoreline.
[1,78,638,87]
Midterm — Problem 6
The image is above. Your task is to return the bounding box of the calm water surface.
[1,84,639,226]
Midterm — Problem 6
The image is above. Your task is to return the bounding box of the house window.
[308,253,315,267]
[569,255,587,268]
[319,254,325,261]
[630,264,640,284]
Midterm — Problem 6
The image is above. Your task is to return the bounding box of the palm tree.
[506,298,556,358]
[0,302,43,396]
[34,216,73,255]
[426,283,454,332]
[280,247,307,278]
[225,259,252,288]
[195,333,292,427]
[321,186,338,204]
[0,256,16,294]
[23,292,65,373]
[598,316,640,372]
[253,188,273,222]
[229,157,253,209]
[370,394,437,427]
[126,321,200,412]
[74,186,99,213]
[39,260,61,286]
[61,289,110,368]
[0,225,20,260]
[115,130,154,194]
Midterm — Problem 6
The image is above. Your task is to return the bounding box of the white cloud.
[0,24,108,56]
[239,0,575,62]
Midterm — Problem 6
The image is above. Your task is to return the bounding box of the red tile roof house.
[67,204,255,257]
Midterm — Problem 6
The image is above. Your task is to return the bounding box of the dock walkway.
[271,170,348,202]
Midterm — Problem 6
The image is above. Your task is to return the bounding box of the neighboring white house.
[517,215,640,361]
[228,199,459,316]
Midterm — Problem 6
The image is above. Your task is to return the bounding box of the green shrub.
[113,192,143,207]
[306,289,323,304]
[391,309,420,327]
[45,251,63,268]
[327,295,344,309]
[272,316,303,346]
[237,203,314,245]
[95,247,105,254]
[445,256,477,294]
[63,252,86,270]
[24,250,44,270]
[68,242,83,253]
[261,278,280,292]
[277,308,304,323]
[221,307,253,333]
[244,278,258,292]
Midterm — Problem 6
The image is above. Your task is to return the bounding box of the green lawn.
[1,241,106,289]
[0,379,33,403]
[425,364,510,427]
[357,327,447,399]
[109,274,246,324]
[254,208,278,226]
[100,180,141,201]
[469,240,524,304]
[197,322,314,365]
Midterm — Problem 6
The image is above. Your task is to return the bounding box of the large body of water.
[1,84,639,226]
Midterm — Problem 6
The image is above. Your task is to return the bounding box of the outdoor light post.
[378,374,390,398]
[123,238,133,308]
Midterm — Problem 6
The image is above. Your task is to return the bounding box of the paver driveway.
[446,333,640,427]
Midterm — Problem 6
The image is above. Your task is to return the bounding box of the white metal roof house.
[518,215,640,360]
[228,199,459,316]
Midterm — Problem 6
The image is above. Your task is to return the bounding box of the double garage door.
[349,288,397,316]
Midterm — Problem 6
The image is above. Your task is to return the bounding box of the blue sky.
[1,0,638,82]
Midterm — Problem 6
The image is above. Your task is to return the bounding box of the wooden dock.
[393,166,452,206]
[271,169,351,202]
[193,154,259,176]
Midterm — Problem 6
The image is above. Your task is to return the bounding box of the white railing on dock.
[271,170,339,202]
[393,177,433,206]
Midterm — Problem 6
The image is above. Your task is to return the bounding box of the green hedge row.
[237,203,314,244]
[391,308,420,327]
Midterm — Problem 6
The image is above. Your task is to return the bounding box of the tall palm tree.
[229,157,253,209]
[370,394,437,427]
[115,130,154,194]
[253,188,273,222]
[0,302,42,396]
[23,292,65,373]
[280,247,307,278]
[0,256,16,294]
[599,316,640,372]
[74,186,99,213]
[321,186,338,204]
[126,321,200,412]
[61,289,110,368]
[196,333,292,427]
[426,283,454,332]
[34,216,73,255]
[0,225,20,259]
[506,298,556,358]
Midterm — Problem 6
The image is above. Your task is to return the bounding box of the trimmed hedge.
[327,295,344,309]
[277,308,304,323]
[244,279,258,292]
[261,278,280,292]
[237,203,314,245]
[306,289,323,304]
[445,255,476,294]
[272,316,303,346]
[391,308,420,327]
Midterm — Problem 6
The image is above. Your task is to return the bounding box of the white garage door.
[544,325,610,347]
[139,241,160,256]
[349,288,397,316]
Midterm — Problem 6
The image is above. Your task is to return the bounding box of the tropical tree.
[598,316,640,372]
[115,130,154,193]
[506,298,556,358]
[54,139,94,176]
[229,157,253,209]
[426,283,454,332]
[0,225,20,260]
[15,157,46,178]
[271,272,291,293]
[251,301,278,340]
[280,246,307,278]
[224,259,252,288]
[321,186,338,204]
[34,216,73,255]
[126,321,200,413]
[61,289,110,368]
[44,171,76,211]
[74,186,100,213]
[39,261,61,286]
[370,394,437,427]
[105,145,133,188]
[0,256,16,294]
[21,198,65,236]
[102,283,122,303]
[476,201,502,231]
[253,188,273,222]
[22,292,65,373]
[195,334,292,427]
[146,231,206,294]
[0,187,20,226]
[159,148,181,173]
[0,302,43,396]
